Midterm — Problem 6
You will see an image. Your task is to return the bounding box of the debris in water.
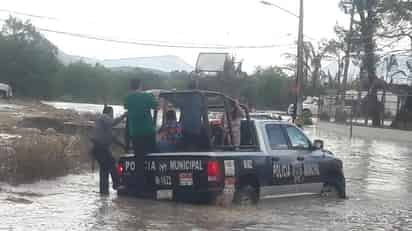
[0,133,22,140]
[5,196,33,204]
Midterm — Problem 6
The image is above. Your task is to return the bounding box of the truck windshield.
[285,126,311,149]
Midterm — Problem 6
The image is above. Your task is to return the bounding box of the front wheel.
[233,185,258,205]
[320,183,342,198]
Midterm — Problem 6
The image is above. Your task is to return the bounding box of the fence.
[318,91,412,132]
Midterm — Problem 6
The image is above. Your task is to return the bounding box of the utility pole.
[293,0,304,122]
[341,0,355,105]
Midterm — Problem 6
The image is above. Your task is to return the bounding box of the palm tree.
[284,40,336,95]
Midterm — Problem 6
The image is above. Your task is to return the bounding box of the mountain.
[109,66,169,76]
[57,51,193,73]
[101,55,193,72]
[57,51,99,66]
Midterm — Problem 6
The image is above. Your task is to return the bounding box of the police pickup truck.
[116,90,345,204]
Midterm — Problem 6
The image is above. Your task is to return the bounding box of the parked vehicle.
[117,90,346,205]
[0,83,12,98]
[249,112,282,120]
[287,97,319,116]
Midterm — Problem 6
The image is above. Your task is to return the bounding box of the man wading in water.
[124,79,158,192]
[91,105,127,194]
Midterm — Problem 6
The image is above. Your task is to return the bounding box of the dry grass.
[0,99,99,184]
[0,131,92,184]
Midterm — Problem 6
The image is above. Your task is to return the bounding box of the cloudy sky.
[0,0,347,72]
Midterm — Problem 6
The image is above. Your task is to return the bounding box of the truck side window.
[265,124,288,150]
[285,126,311,149]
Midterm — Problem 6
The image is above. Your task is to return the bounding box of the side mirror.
[313,139,324,150]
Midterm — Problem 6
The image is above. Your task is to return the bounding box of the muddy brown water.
[1,126,412,230]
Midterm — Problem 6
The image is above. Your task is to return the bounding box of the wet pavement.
[1,126,412,230]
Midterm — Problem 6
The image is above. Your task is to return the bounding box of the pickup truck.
[116,90,345,205]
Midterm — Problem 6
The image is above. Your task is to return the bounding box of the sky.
[0,0,347,72]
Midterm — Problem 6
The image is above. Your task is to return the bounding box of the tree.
[253,67,292,109]
[284,40,336,96]
[379,0,412,53]
[338,0,386,126]
[0,16,60,98]
[196,55,246,99]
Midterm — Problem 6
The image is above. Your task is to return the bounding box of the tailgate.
[117,153,226,200]
[144,156,211,191]
[117,155,141,189]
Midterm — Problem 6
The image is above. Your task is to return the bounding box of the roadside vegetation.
[0,128,92,184]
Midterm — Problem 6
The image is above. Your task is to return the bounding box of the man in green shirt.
[124,79,158,156]
[124,79,158,191]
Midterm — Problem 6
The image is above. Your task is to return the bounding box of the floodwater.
[0,103,23,112]
[1,109,412,230]
[42,101,125,118]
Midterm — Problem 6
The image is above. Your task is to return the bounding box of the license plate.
[179,173,193,186]
[156,189,173,200]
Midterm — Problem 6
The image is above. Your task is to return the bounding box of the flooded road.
[42,101,125,118]
[1,126,412,230]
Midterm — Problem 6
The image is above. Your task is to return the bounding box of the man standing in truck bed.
[124,79,158,189]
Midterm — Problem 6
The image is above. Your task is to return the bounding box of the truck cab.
[117,90,345,205]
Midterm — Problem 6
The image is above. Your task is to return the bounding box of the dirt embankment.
[0,99,96,184]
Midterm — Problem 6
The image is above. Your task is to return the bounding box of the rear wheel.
[117,186,133,196]
[233,185,258,205]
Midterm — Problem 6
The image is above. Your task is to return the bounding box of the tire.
[116,188,129,196]
[233,185,258,205]
[320,183,341,198]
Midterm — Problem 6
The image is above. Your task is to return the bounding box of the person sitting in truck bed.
[157,110,183,152]
[178,94,206,151]
[223,100,244,147]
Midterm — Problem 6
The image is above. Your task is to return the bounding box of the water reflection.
[1,127,412,230]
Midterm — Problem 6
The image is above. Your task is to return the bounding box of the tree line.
[0,17,298,109]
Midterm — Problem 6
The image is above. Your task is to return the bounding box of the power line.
[0,18,296,49]
[0,10,298,49]
[260,1,299,18]
[39,27,296,49]
[0,9,59,21]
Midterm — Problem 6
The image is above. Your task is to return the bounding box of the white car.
[287,97,319,116]
[249,112,282,120]
[0,83,12,98]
